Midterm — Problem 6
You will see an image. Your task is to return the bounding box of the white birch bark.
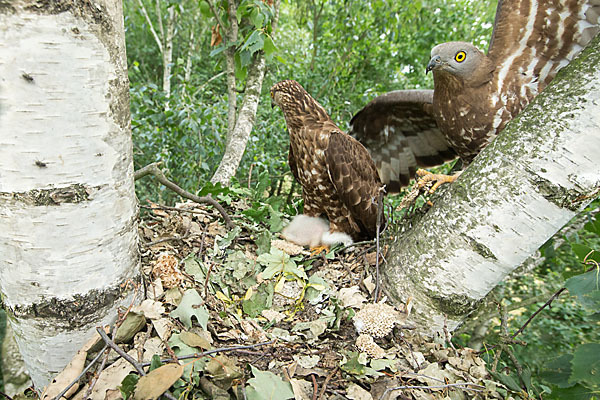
[162,5,177,103]
[0,0,141,388]
[211,54,267,186]
[210,0,281,186]
[386,35,600,334]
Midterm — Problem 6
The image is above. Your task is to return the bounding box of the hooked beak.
[426,55,441,74]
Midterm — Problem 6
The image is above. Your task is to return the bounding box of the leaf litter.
[43,199,508,400]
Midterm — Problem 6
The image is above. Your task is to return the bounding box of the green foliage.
[170,289,209,330]
[246,366,294,400]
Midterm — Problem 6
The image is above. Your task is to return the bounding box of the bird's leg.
[416,169,461,194]
[309,245,329,256]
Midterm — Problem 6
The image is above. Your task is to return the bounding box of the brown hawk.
[350,0,600,192]
[270,80,383,246]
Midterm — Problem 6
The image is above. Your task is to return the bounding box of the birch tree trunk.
[211,55,267,185]
[386,35,600,334]
[0,0,141,389]
[210,0,281,186]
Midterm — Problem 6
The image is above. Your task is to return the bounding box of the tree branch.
[135,0,163,54]
[135,163,235,229]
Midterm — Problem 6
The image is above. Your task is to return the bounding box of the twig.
[205,0,227,35]
[443,316,457,351]
[141,204,212,216]
[135,162,235,229]
[145,233,191,247]
[317,367,338,400]
[135,0,163,53]
[247,163,254,189]
[52,342,109,400]
[139,340,275,367]
[96,327,145,375]
[310,374,318,400]
[0,392,13,400]
[511,287,566,340]
[374,189,384,302]
[380,383,484,399]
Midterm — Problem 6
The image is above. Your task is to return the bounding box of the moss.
[429,292,481,317]
[1,184,94,206]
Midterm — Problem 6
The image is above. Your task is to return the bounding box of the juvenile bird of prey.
[271,80,384,246]
[350,0,600,192]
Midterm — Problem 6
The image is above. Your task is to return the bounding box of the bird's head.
[270,80,306,110]
[426,41,486,80]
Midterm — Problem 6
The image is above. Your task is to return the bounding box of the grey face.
[426,41,484,78]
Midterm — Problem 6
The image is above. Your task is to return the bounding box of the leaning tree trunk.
[0,0,141,389]
[386,34,600,334]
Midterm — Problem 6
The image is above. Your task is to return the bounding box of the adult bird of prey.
[271,80,384,247]
[350,0,600,193]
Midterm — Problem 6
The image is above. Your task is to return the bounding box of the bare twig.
[317,367,338,400]
[52,342,109,400]
[135,162,235,229]
[374,188,384,302]
[96,327,144,375]
[139,340,275,367]
[511,287,566,340]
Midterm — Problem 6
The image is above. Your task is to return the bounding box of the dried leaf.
[115,312,146,344]
[210,25,222,47]
[338,286,367,308]
[180,331,211,350]
[133,364,183,400]
[131,299,165,320]
[346,383,373,400]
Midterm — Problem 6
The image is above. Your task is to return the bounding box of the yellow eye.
[455,51,466,63]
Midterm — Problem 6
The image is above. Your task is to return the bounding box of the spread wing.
[488,0,600,102]
[325,131,382,237]
[349,90,456,192]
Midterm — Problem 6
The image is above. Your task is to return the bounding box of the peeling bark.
[0,0,140,388]
[386,35,600,334]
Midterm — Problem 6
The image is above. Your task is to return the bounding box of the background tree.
[0,0,140,388]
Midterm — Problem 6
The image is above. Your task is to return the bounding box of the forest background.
[0,0,598,397]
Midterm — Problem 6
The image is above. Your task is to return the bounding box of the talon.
[309,245,329,256]
[416,170,459,194]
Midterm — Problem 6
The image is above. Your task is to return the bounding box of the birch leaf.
[246,366,294,400]
[170,289,208,329]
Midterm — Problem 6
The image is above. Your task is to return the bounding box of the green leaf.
[183,254,204,282]
[247,366,294,400]
[548,383,597,400]
[119,373,139,400]
[170,289,209,329]
[340,352,367,376]
[565,269,600,310]
[489,371,522,392]
[256,231,271,255]
[571,243,600,264]
[584,218,600,235]
[541,354,575,388]
[570,343,600,388]
[149,354,162,372]
[242,284,272,317]
[199,1,211,18]
[263,35,277,59]
[216,225,242,248]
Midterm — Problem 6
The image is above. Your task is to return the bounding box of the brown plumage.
[350,0,600,191]
[271,80,383,242]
